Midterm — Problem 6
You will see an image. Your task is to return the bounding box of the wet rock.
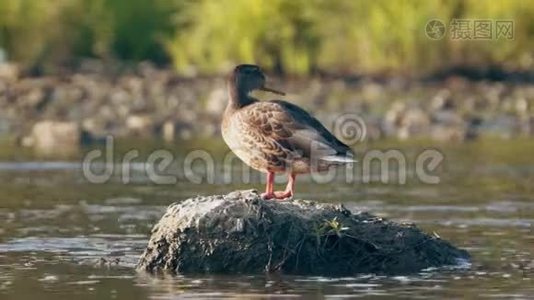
[82,118,106,137]
[162,120,176,142]
[383,101,406,136]
[137,190,469,276]
[515,97,529,116]
[430,89,454,111]
[205,87,227,116]
[430,125,467,143]
[96,257,121,268]
[28,121,80,156]
[432,110,463,126]
[126,114,154,136]
[362,117,383,141]
[396,108,431,140]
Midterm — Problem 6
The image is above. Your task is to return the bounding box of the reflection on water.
[0,139,533,299]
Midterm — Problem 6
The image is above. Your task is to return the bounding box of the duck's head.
[229,64,285,96]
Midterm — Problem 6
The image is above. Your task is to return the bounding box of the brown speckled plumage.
[222,64,354,199]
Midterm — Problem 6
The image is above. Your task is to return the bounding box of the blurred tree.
[0,0,183,71]
[0,0,68,72]
[166,0,321,75]
[102,0,177,63]
[0,0,533,75]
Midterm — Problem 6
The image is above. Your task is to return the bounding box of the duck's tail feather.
[320,155,357,163]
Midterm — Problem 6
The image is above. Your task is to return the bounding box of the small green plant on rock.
[321,217,349,237]
[314,217,350,251]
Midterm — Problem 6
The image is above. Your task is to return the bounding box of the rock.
[137,190,469,276]
[397,108,431,140]
[126,114,154,136]
[515,97,529,116]
[430,89,454,111]
[430,125,467,143]
[383,101,406,136]
[82,118,104,137]
[432,110,463,126]
[205,87,227,116]
[29,121,80,156]
[162,120,176,142]
[429,111,471,142]
[362,117,383,141]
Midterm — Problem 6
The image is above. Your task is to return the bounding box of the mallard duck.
[222,64,354,200]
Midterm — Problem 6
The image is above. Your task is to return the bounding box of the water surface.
[0,139,533,299]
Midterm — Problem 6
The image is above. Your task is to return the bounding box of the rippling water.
[0,139,533,299]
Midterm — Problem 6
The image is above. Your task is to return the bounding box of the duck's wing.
[238,100,354,162]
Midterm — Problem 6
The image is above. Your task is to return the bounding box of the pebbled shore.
[1,63,533,151]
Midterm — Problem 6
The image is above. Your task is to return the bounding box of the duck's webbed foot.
[272,190,293,200]
[261,192,275,200]
[261,172,296,201]
[261,190,292,200]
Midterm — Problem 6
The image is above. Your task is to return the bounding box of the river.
[0,138,533,299]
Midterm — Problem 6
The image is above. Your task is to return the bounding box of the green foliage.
[1,0,533,75]
[167,0,321,75]
[0,0,68,67]
[168,0,534,75]
[0,0,181,70]
[317,217,349,237]
[100,0,179,62]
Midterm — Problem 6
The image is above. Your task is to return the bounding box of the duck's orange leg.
[273,173,296,200]
[261,171,275,199]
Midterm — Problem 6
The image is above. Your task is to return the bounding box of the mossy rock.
[137,190,469,275]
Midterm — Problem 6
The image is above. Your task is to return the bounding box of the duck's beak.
[260,86,286,96]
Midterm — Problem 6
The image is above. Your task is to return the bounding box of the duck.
[222,64,355,200]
